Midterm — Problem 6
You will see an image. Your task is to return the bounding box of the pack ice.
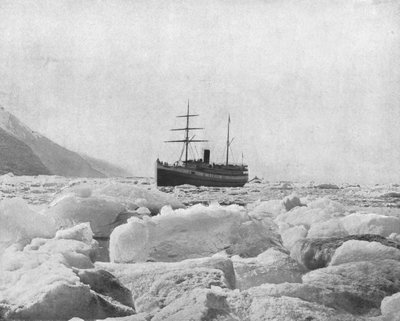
[0,223,134,320]
[45,182,184,238]
[2,182,400,320]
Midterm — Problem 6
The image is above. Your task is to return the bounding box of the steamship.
[156,102,248,187]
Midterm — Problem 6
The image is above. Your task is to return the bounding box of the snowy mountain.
[0,127,50,176]
[81,154,132,178]
[0,106,128,177]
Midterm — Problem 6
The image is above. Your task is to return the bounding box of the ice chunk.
[46,183,185,238]
[110,217,151,263]
[302,259,400,314]
[281,225,308,250]
[46,195,126,238]
[227,289,359,321]
[305,198,345,213]
[341,213,400,237]
[381,292,400,321]
[232,248,304,290]
[136,269,229,313]
[275,198,345,229]
[95,182,185,214]
[290,234,400,270]
[151,288,235,321]
[96,256,235,314]
[0,224,134,320]
[110,203,283,263]
[55,222,93,244]
[248,199,285,220]
[0,198,56,254]
[136,207,151,215]
[39,238,95,261]
[0,172,15,184]
[75,269,134,308]
[330,240,400,265]
[388,233,400,243]
[235,282,364,315]
[1,260,134,319]
[1,225,98,271]
[307,218,348,238]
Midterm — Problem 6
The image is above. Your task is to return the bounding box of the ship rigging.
[156,101,248,187]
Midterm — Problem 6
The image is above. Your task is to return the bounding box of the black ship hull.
[156,162,248,187]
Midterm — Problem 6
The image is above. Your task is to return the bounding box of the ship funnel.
[203,149,210,164]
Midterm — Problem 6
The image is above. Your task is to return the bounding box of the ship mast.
[165,100,207,165]
[226,115,230,166]
[184,101,190,163]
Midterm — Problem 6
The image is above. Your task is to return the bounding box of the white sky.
[0,0,399,184]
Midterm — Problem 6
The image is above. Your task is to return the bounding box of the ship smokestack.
[203,149,210,164]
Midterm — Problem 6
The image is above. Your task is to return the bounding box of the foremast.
[165,100,207,164]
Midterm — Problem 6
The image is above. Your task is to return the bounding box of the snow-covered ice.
[341,212,400,236]
[0,197,56,255]
[231,248,304,290]
[281,225,308,250]
[45,182,184,239]
[46,193,126,238]
[275,197,346,229]
[329,240,400,265]
[2,176,400,320]
[96,256,235,314]
[0,223,134,320]
[381,292,400,321]
[110,203,283,263]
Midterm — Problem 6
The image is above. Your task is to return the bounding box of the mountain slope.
[0,127,51,176]
[80,154,132,178]
[0,107,107,177]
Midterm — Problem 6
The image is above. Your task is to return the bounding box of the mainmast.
[225,115,235,166]
[165,100,207,164]
[226,115,230,166]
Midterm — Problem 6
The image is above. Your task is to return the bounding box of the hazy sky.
[0,0,399,184]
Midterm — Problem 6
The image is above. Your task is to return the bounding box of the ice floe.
[110,203,283,263]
